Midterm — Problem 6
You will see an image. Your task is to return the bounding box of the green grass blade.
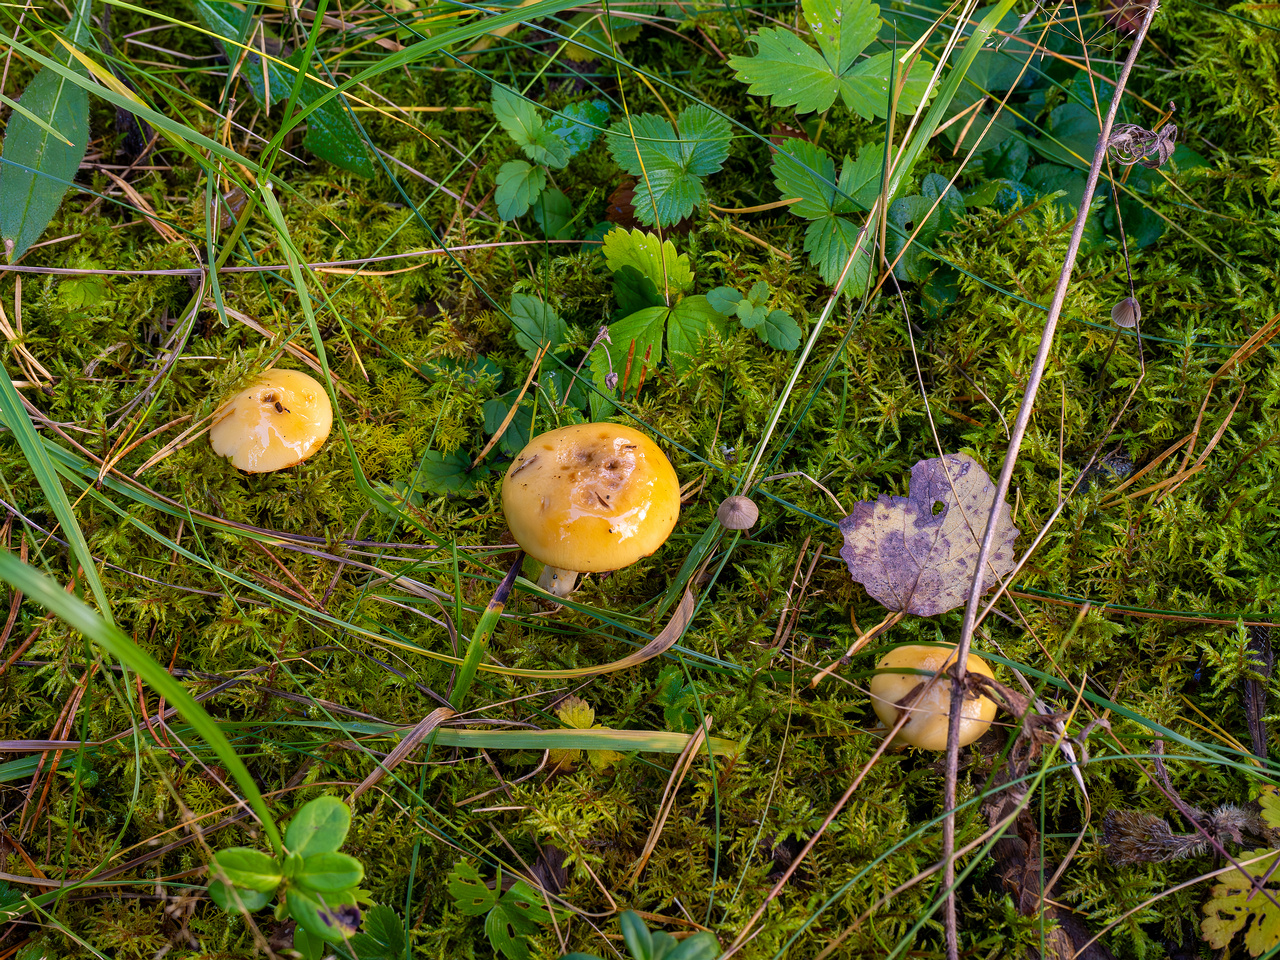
[0,549,283,855]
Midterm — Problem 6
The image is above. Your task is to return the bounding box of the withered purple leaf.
[838,454,1019,616]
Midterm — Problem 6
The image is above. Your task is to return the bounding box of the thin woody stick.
[941,4,1163,957]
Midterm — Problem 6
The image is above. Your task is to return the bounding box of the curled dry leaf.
[838,454,1019,616]
[1106,122,1178,168]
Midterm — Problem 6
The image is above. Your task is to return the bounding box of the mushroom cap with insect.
[500,423,680,597]
[868,644,997,751]
[210,368,333,473]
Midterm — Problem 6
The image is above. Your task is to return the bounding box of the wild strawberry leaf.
[666,296,727,373]
[839,454,1020,616]
[728,0,933,119]
[602,227,694,297]
[491,84,570,168]
[803,216,872,294]
[605,105,732,226]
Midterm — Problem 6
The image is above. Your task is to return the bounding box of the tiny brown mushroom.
[717,495,759,531]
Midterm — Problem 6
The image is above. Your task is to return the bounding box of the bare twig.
[942,4,1163,957]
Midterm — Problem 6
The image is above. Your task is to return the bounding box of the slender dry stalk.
[942,3,1163,956]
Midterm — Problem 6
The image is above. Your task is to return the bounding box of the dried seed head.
[717,495,759,531]
[1111,297,1141,329]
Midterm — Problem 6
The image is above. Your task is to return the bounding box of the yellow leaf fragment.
[548,696,625,773]
[1201,849,1280,955]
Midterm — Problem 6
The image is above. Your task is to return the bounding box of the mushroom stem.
[536,565,580,598]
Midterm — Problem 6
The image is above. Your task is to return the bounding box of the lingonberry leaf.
[605,105,732,226]
[728,0,933,119]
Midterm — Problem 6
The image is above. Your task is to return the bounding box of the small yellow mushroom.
[869,644,997,750]
[210,368,333,473]
[501,423,680,598]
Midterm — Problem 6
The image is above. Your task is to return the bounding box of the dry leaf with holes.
[838,454,1019,616]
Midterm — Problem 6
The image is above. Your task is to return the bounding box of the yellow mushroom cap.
[501,423,680,573]
[869,644,997,751]
[209,368,333,473]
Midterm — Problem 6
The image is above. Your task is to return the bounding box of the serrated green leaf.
[1201,849,1280,954]
[613,266,665,316]
[495,161,547,220]
[492,84,570,167]
[601,227,693,297]
[773,140,842,218]
[1260,786,1280,831]
[756,310,803,350]
[285,796,350,857]
[803,0,880,74]
[208,879,273,912]
[447,861,499,916]
[544,99,610,158]
[666,296,726,373]
[486,899,539,960]
[339,903,406,960]
[836,146,886,210]
[730,27,842,114]
[483,397,533,457]
[729,0,933,119]
[509,293,566,358]
[296,852,364,893]
[605,106,731,225]
[588,305,667,418]
[213,848,282,892]
[773,140,882,224]
[414,449,485,495]
[0,1,90,262]
[491,84,541,149]
[804,216,872,294]
[706,286,742,315]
